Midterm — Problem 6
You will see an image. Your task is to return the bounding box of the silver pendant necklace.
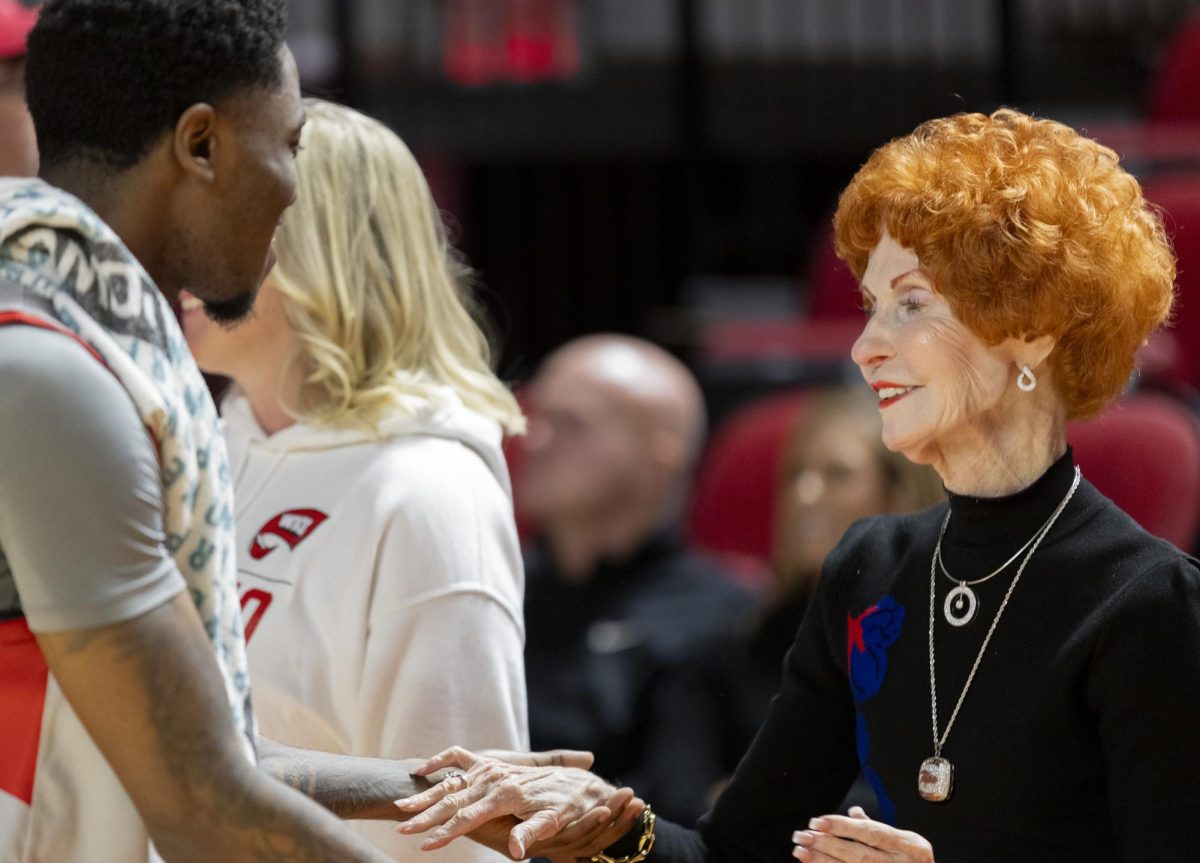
[919,466,1081,803]
[936,501,1065,627]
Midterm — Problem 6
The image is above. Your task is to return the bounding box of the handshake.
[394,747,647,862]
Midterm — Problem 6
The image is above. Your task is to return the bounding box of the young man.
[0,2,434,860]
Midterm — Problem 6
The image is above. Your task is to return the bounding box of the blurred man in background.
[519,334,755,790]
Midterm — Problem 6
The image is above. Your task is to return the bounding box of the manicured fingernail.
[808,817,827,830]
[793,831,815,846]
[793,847,811,861]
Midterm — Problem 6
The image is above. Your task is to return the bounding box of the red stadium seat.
[698,317,862,364]
[806,218,862,320]
[501,432,534,543]
[502,387,536,543]
[1068,392,1200,549]
[694,220,863,370]
[686,390,812,588]
[1140,175,1200,393]
[1148,12,1200,124]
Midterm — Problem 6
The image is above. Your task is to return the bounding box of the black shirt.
[648,452,1200,862]
[640,589,812,824]
[524,531,756,785]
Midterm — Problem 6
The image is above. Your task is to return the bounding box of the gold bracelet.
[591,805,656,863]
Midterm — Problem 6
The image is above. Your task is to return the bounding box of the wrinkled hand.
[458,790,644,863]
[792,806,934,863]
[394,747,641,860]
[525,790,644,862]
[446,750,641,861]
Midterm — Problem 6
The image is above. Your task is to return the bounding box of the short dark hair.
[26,0,287,170]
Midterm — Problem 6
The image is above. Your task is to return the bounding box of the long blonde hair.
[272,98,525,434]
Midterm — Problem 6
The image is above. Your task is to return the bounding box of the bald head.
[549,334,706,464]
[518,334,707,529]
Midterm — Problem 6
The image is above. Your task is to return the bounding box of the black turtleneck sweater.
[643,452,1200,863]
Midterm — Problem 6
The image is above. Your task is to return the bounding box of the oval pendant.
[944,584,977,627]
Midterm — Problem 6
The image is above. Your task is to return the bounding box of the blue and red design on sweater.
[847,596,905,824]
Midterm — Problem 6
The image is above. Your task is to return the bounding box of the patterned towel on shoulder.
[0,177,255,759]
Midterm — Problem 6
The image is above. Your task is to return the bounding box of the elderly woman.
[395,109,1200,863]
[182,98,529,862]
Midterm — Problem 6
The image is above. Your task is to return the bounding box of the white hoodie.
[223,386,528,863]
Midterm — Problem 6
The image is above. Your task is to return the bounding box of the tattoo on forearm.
[278,758,321,801]
[89,607,390,863]
[261,744,432,820]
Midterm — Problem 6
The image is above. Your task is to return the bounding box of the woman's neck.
[231,352,305,436]
[925,399,1068,498]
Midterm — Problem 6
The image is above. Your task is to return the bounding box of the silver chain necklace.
[936,502,1066,627]
[918,466,1081,803]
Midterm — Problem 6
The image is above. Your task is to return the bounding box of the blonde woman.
[182,98,527,863]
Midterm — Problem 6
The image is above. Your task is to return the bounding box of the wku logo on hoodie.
[249,508,329,560]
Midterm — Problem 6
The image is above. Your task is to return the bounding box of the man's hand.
[524,792,645,862]
[472,747,596,770]
[458,786,644,862]
[394,747,642,860]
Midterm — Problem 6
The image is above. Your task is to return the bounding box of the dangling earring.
[1017,364,1037,392]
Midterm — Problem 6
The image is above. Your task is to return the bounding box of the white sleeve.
[350,441,528,862]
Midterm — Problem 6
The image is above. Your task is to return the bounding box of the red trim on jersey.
[0,618,48,805]
[0,313,77,804]
[0,310,171,806]
[0,309,107,365]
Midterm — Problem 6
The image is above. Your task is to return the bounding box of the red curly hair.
[834,109,1175,420]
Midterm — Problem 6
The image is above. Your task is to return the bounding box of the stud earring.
[1017,364,1037,392]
